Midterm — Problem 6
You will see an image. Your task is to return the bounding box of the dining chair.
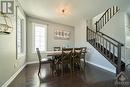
[60,48,73,75]
[36,48,54,76]
[53,46,62,67]
[54,47,61,51]
[81,47,87,66]
[73,48,82,71]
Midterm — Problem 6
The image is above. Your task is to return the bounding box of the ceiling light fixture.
[57,3,71,16]
[61,9,66,15]
[62,9,65,13]
[60,7,70,15]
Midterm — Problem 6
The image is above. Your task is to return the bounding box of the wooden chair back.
[54,47,61,51]
[81,47,87,58]
[36,48,42,63]
[81,47,87,53]
[73,48,82,60]
[61,48,73,63]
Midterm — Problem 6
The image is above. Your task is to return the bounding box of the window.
[17,17,23,54]
[33,23,47,52]
[16,6,24,59]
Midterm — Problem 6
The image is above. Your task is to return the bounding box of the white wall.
[125,14,130,46]
[92,11,125,44]
[0,0,26,86]
[74,18,116,73]
[100,12,125,45]
[125,14,130,64]
[27,16,75,62]
[92,12,104,31]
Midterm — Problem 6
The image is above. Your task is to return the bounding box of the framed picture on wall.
[62,31,64,37]
[54,29,70,40]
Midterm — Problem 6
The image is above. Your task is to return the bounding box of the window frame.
[32,23,47,53]
[17,16,23,53]
[16,6,25,59]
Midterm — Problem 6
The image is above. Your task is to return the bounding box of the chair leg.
[61,64,64,75]
[79,61,82,71]
[50,62,53,75]
[83,58,86,70]
[69,64,72,75]
[75,61,82,72]
[51,62,56,76]
[73,58,75,72]
[38,63,41,76]
[72,62,74,72]
[84,58,86,66]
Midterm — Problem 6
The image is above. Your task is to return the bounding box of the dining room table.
[45,51,62,57]
[44,49,86,58]
[44,48,87,73]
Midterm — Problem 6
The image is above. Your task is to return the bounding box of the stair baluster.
[96,6,120,32]
[86,27,125,75]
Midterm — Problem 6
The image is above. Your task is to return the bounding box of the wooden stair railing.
[96,6,120,32]
[86,27,125,75]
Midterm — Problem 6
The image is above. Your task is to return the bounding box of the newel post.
[116,43,122,75]
[86,26,88,41]
[95,21,98,32]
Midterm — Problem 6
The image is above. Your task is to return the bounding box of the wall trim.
[86,61,116,73]
[1,61,39,87]
[1,64,27,87]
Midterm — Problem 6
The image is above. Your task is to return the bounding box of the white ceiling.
[19,0,130,26]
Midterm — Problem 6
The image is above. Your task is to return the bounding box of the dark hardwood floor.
[8,63,130,87]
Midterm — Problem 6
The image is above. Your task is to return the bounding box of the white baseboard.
[86,61,116,73]
[1,64,27,87]
[1,61,39,87]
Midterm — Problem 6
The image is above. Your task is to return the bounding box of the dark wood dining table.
[44,49,87,71]
[45,50,86,57]
[45,51,62,57]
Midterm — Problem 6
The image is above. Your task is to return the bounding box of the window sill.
[17,53,25,59]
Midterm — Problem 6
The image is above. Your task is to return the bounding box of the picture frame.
[54,29,70,40]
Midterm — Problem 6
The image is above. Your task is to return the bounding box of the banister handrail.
[87,27,122,69]
[97,8,110,22]
[96,6,120,32]
[87,6,125,75]
[98,31,124,46]
[87,27,124,46]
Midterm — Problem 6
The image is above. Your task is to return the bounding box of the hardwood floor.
[8,63,130,87]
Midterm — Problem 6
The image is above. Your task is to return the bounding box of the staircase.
[87,6,125,75]
[96,6,120,32]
